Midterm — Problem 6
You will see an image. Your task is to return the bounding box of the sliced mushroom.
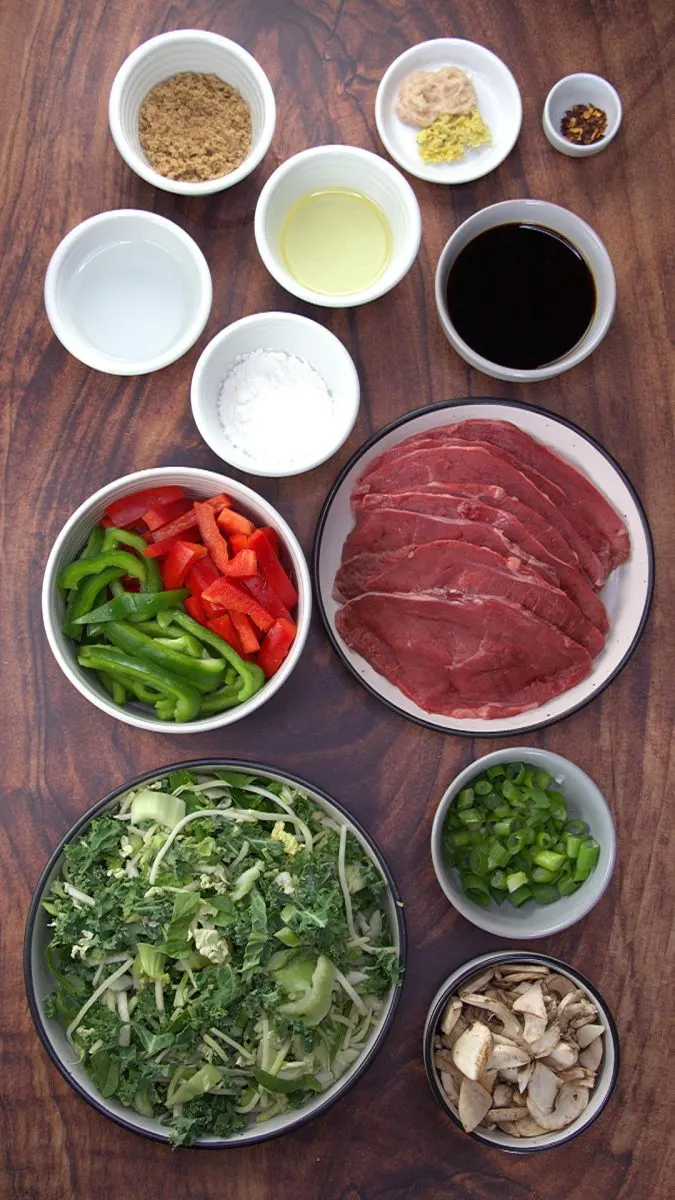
[557,1066,595,1083]
[487,1042,531,1072]
[528,1024,562,1058]
[498,1067,520,1084]
[492,1083,513,1108]
[546,973,577,998]
[512,1089,527,1107]
[440,998,463,1037]
[497,1121,520,1136]
[440,1070,459,1104]
[513,982,547,1020]
[459,968,494,995]
[526,1082,590,1131]
[491,1033,521,1048]
[460,994,522,1040]
[516,1061,534,1093]
[575,1023,604,1049]
[478,1068,499,1096]
[527,1062,560,1114]
[542,1041,578,1070]
[522,1013,548,1044]
[440,1014,467,1048]
[571,1011,600,1031]
[434,1049,456,1074]
[486,1106,524,1122]
[501,965,550,979]
[451,1021,492,1081]
[514,1115,547,1137]
[579,1038,604,1071]
[458,1077,493,1133]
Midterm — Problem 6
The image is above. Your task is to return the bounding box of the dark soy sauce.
[446,223,596,370]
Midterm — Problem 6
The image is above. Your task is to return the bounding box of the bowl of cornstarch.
[190,312,360,477]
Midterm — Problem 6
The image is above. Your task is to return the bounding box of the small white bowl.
[254,145,421,308]
[191,312,360,477]
[41,468,311,733]
[108,29,276,195]
[434,198,616,382]
[375,38,522,185]
[424,951,620,1152]
[543,74,622,158]
[430,748,616,939]
[44,210,212,375]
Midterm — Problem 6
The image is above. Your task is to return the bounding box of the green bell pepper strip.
[154,633,203,658]
[62,566,126,639]
[57,551,147,591]
[102,528,162,592]
[72,589,189,625]
[198,684,249,715]
[77,645,201,721]
[164,610,265,702]
[97,670,127,706]
[103,621,225,693]
[79,527,106,560]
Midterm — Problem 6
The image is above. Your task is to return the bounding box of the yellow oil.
[281,188,392,295]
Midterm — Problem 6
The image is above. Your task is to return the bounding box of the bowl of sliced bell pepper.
[42,468,311,731]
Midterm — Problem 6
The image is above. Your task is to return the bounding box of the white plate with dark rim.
[375,38,522,185]
[312,399,654,737]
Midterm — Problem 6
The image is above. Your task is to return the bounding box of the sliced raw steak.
[354,442,604,587]
[335,591,592,719]
[349,540,604,657]
[339,502,608,633]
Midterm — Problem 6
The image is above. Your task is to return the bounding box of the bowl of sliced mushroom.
[423,952,619,1151]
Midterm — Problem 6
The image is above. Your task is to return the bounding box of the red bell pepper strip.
[105,487,185,528]
[101,515,114,528]
[150,508,199,542]
[229,533,249,555]
[206,614,245,656]
[194,502,230,572]
[222,549,257,578]
[216,508,255,536]
[186,555,220,598]
[161,541,207,590]
[243,573,291,621]
[229,611,260,653]
[184,595,209,626]
[142,497,193,532]
[144,534,182,559]
[257,618,296,679]
[202,577,274,632]
[259,526,280,554]
[247,529,298,609]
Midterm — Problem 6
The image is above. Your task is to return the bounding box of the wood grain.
[1,0,673,1197]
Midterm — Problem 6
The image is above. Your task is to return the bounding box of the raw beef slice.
[335,591,592,719]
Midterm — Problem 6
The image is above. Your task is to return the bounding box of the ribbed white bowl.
[42,468,311,732]
[254,145,422,307]
[109,30,276,195]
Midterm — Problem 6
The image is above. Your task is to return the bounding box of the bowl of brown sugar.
[109,29,276,195]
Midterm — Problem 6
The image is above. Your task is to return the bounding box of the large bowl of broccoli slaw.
[24,761,406,1147]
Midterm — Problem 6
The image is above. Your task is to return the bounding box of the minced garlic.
[417,111,491,163]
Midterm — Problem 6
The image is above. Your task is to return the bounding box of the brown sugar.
[138,71,252,182]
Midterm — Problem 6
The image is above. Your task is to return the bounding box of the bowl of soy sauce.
[434,199,616,382]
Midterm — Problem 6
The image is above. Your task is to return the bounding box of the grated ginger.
[417,111,491,163]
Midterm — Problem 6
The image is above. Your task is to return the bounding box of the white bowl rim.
[430,747,617,938]
[374,36,523,185]
[190,312,361,477]
[423,949,620,1153]
[434,198,616,382]
[41,467,311,732]
[108,28,277,196]
[253,144,422,308]
[24,758,407,1146]
[311,396,654,737]
[44,209,213,376]
[543,73,622,156]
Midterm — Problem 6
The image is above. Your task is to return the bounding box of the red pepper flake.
[560,103,608,146]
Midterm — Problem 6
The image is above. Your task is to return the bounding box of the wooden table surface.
[2,0,673,1197]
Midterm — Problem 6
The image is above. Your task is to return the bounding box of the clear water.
[68,240,193,361]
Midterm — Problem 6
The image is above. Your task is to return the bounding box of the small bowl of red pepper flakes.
[42,467,311,732]
[542,73,622,158]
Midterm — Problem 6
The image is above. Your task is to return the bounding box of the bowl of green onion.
[431,749,616,938]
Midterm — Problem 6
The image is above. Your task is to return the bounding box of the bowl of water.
[44,209,212,375]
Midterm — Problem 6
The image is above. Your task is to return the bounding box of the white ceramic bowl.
[430,748,616,939]
[24,759,406,1146]
[44,210,212,375]
[254,145,422,308]
[108,29,276,195]
[543,74,622,158]
[434,198,616,382]
[41,468,311,732]
[375,38,522,184]
[423,951,620,1152]
[191,313,360,477]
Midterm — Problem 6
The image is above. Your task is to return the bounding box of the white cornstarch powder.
[217,349,336,468]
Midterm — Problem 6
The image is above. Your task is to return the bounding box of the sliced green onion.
[458,808,482,828]
[565,818,588,837]
[486,765,506,779]
[506,870,529,894]
[574,838,600,881]
[460,872,492,907]
[507,884,532,907]
[530,883,558,905]
[457,788,474,810]
[566,835,583,860]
